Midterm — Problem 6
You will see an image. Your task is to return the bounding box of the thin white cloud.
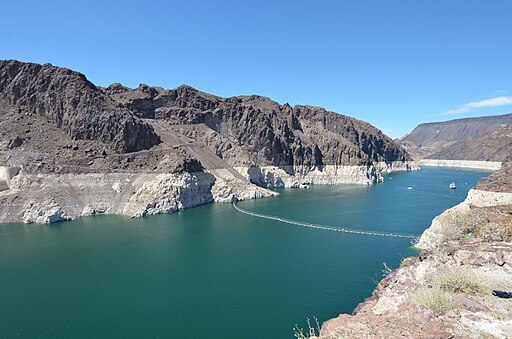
[438,96,512,116]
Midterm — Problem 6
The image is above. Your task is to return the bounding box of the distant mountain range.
[399,113,512,160]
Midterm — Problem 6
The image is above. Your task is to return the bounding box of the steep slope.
[0,60,160,153]
[399,113,512,159]
[477,155,512,192]
[105,83,412,172]
[426,124,512,161]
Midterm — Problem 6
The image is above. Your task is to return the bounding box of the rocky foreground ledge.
[312,187,512,338]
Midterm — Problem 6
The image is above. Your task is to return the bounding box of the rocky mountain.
[0,60,415,223]
[426,124,512,162]
[104,83,411,170]
[0,60,413,177]
[0,60,161,153]
[399,113,512,160]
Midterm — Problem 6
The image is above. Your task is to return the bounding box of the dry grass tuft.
[436,269,482,295]
[411,288,455,315]
[440,206,512,241]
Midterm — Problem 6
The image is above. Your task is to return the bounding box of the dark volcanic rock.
[0,60,160,153]
[8,136,23,149]
[1,59,412,177]
[109,85,412,169]
[401,113,512,146]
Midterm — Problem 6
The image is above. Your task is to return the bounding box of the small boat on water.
[407,186,413,190]
[449,182,456,189]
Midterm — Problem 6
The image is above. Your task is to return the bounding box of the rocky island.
[0,60,414,224]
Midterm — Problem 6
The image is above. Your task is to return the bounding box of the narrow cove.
[0,167,490,338]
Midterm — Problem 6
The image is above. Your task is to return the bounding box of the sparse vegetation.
[440,206,512,241]
[474,216,512,241]
[440,208,491,240]
[400,256,415,268]
[411,287,455,315]
[411,269,483,314]
[436,269,482,295]
[293,318,348,339]
[293,317,321,339]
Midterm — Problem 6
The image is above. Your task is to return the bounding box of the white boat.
[407,186,413,190]
[449,182,456,189]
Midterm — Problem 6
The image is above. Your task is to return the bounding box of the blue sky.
[2,0,511,138]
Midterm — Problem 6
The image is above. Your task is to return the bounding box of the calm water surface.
[0,167,490,338]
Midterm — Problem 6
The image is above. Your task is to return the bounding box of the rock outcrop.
[106,83,413,171]
[0,171,276,223]
[0,60,160,153]
[478,156,512,193]
[317,237,512,339]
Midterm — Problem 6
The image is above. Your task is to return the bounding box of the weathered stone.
[8,136,23,149]
[0,60,160,153]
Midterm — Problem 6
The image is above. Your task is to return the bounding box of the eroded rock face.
[0,171,276,224]
[122,172,216,217]
[0,60,160,153]
[107,84,413,171]
[478,157,512,193]
[426,124,512,162]
[22,199,71,224]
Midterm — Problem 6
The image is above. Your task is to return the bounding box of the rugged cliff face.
[105,83,412,171]
[0,60,160,153]
[0,60,414,223]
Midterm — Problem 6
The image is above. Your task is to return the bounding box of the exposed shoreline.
[418,159,501,170]
[0,162,416,224]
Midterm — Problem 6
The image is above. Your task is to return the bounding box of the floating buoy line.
[232,201,419,241]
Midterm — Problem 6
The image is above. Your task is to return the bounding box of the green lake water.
[0,167,490,338]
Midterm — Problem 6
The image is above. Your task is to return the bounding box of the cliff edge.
[314,162,512,338]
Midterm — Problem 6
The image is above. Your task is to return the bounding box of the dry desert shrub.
[440,208,492,240]
[411,287,455,315]
[436,269,482,295]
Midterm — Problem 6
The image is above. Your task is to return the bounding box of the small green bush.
[411,288,455,315]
